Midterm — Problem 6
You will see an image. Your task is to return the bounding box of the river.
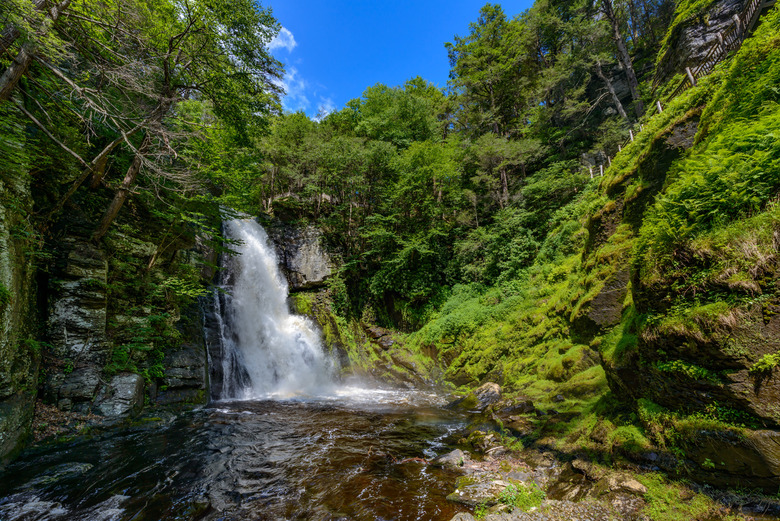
[0,389,471,520]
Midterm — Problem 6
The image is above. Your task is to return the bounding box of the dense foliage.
[213,0,676,328]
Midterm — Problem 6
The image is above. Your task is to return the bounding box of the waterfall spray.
[209,218,335,400]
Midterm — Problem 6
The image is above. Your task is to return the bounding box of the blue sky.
[266,1,535,118]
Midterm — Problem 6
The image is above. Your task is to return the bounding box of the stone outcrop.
[267,223,335,291]
[47,239,109,366]
[655,0,746,85]
[0,178,39,461]
[156,342,208,406]
[39,219,211,425]
[448,382,503,412]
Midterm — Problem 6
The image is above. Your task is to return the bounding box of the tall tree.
[601,0,645,116]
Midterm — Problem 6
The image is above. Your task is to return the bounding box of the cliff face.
[267,222,337,291]
[0,189,214,460]
[655,0,746,85]
[0,175,39,461]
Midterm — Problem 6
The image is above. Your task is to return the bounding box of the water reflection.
[0,391,469,521]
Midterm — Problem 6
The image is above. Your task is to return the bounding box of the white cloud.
[275,66,310,112]
[268,32,336,117]
[268,27,297,53]
[314,98,335,121]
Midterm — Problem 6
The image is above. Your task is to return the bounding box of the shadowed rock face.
[0,179,39,461]
[267,224,334,291]
[46,239,109,366]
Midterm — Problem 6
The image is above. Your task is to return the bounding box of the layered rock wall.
[0,177,39,461]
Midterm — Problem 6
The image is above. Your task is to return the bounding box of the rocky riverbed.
[439,383,780,521]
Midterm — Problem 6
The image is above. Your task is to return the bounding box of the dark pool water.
[0,388,470,521]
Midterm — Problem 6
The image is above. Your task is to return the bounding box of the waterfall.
[208,218,336,400]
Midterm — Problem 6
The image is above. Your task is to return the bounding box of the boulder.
[448,382,502,412]
[431,449,468,469]
[498,397,536,416]
[94,373,144,417]
[58,367,100,401]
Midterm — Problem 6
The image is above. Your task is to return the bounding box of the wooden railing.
[666,0,769,103]
[585,0,775,180]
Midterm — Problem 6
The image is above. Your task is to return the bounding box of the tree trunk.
[0,0,72,101]
[595,59,629,122]
[602,0,644,116]
[499,166,509,208]
[91,134,151,242]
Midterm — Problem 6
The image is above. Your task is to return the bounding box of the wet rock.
[94,373,144,417]
[25,462,94,488]
[466,431,504,454]
[161,344,207,391]
[47,239,109,365]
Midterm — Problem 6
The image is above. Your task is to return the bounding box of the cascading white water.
[211,218,336,400]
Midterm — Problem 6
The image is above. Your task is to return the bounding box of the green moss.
[495,482,545,512]
[654,359,720,383]
[750,353,780,375]
[638,473,738,521]
[0,282,11,313]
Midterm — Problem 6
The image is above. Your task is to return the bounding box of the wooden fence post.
[686,67,697,87]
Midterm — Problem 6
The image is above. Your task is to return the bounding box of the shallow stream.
[0,388,471,521]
